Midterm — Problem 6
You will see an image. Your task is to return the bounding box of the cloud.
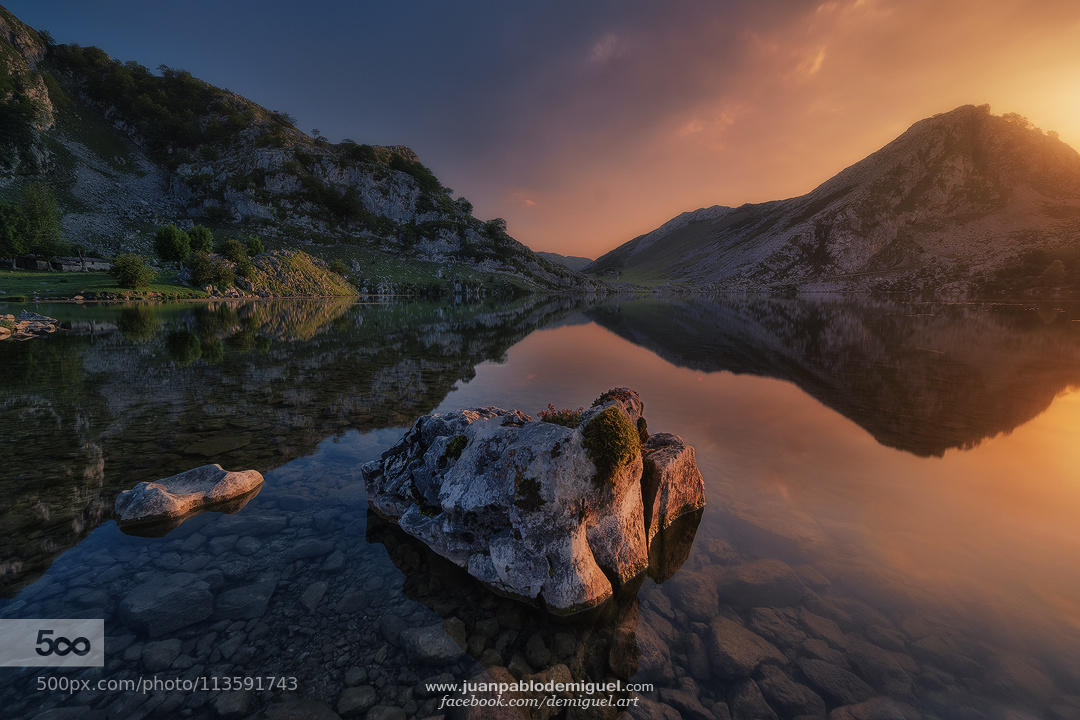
[799,46,828,76]
[508,191,539,208]
[587,33,623,64]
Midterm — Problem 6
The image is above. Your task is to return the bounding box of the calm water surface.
[1,296,1078,719]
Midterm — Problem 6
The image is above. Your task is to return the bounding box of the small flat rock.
[285,538,334,560]
[336,685,377,717]
[114,464,264,527]
[797,658,875,706]
[401,623,464,664]
[716,559,807,608]
[729,679,778,720]
[343,667,367,686]
[828,697,921,720]
[708,616,786,678]
[755,664,826,718]
[301,581,328,612]
[365,706,406,720]
[664,570,720,620]
[628,698,682,720]
[323,550,345,571]
[214,690,251,717]
[749,607,807,648]
[141,638,182,672]
[263,698,341,720]
[121,573,213,637]
[658,688,714,720]
[216,576,278,619]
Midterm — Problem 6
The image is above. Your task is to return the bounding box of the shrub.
[154,224,190,262]
[235,258,254,278]
[217,237,246,263]
[329,258,349,276]
[244,234,264,255]
[388,153,443,195]
[188,224,214,252]
[188,250,235,287]
[111,253,155,288]
[538,404,584,428]
[582,406,641,485]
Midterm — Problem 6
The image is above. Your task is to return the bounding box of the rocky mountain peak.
[590,105,1080,297]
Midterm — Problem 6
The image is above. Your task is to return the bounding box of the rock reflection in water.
[366,508,701,716]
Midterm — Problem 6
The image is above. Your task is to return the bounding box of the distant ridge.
[537,251,594,272]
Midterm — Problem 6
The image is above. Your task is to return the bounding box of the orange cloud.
[457,0,1080,258]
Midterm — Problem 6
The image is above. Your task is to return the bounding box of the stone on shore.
[114,463,264,528]
[363,388,705,614]
[2,310,62,341]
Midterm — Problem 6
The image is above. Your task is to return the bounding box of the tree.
[188,224,214,253]
[217,237,247,263]
[111,253,155,288]
[244,234,264,255]
[329,258,349,276]
[0,203,29,268]
[154,224,190,262]
[19,182,62,255]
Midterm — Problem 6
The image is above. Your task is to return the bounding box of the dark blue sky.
[6,1,1078,255]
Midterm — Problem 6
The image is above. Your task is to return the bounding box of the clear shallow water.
[1,296,1078,719]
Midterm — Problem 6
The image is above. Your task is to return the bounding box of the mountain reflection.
[587,297,1080,457]
[0,297,582,595]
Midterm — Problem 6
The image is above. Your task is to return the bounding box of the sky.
[7,0,1080,257]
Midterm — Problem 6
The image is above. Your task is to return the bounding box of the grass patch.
[538,404,584,428]
[0,270,207,300]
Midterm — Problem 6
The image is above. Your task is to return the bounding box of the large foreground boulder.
[114,464,264,532]
[363,388,705,614]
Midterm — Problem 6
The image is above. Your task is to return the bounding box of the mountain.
[588,105,1080,297]
[0,6,594,296]
[537,251,594,272]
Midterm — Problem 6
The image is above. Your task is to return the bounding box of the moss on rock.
[582,406,641,486]
[444,434,468,461]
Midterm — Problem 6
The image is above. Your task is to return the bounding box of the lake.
[1,296,1078,719]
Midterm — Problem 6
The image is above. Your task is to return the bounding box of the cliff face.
[0,6,593,294]
[589,105,1080,297]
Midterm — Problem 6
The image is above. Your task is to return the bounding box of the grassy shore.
[0,270,207,301]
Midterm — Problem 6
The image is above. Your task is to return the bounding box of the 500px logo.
[34,629,92,657]
[0,619,104,667]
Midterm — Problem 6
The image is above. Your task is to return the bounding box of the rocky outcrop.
[0,5,597,296]
[362,388,705,614]
[0,311,61,340]
[114,464,264,532]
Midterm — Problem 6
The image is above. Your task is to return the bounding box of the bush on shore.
[111,253,155,288]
